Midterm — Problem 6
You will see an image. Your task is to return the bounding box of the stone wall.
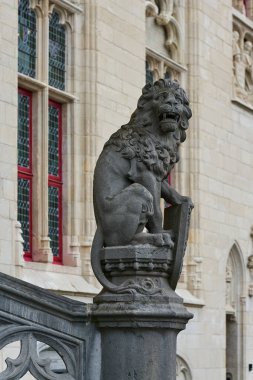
[178,1,253,379]
[0,0,18,274]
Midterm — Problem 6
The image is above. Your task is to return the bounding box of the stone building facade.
[0,0,253,379]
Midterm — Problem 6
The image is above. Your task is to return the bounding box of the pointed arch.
[176,354,192,380]
[225,241,246,380]
[226,241,246,300]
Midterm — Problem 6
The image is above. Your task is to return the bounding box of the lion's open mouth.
[159,112,180,123]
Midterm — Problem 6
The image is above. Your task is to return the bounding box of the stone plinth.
[92,244,193,380]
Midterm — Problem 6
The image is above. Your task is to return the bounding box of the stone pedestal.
[92,244,193,380]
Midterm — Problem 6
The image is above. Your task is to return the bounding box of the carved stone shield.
[163,201,193,290]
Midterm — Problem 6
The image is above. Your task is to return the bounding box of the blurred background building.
[0,0,253,378]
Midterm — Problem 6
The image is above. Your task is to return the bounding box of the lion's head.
[131,78,192,142]
[105,79,192,180]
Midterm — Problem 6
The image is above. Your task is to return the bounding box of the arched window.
[49,10,66,90]
[18,0,37,78]
[17,1,79,266]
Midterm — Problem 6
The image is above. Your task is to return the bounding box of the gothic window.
[49,10,66,90]
[17,0,79,265]
[18,89,33,260]
[18,0,37,78]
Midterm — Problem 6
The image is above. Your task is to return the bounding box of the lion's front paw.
[162,232,174,249]
[180,196,194,209]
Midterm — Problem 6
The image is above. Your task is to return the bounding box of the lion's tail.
[91,225,118,292]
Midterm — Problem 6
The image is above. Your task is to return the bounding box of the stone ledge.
[0,272,88,321]
[232,97,253,113]
[19,269,99,298]
[176,289,205,308]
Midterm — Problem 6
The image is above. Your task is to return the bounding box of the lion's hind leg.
[102,183,153,247]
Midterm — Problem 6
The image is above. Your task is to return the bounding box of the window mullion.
[33,3,53,263]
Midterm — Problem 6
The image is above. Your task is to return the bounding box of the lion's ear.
[142,83,152,94]
[137,97,148,109]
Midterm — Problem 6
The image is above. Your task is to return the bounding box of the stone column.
[92,241,193,380]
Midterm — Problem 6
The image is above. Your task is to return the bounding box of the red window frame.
[18,88,33,261]
[48,100,63,264]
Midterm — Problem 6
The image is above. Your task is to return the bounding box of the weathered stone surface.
[0,272,100,380]
[92,228,192,380]
[90,79,193,380]
[91,79,193,294]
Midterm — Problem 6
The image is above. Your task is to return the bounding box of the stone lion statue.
[91,78,192,291]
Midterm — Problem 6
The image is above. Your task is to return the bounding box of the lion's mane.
[105,79,191,181]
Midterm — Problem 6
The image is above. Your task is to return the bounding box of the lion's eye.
[175,96,183,104]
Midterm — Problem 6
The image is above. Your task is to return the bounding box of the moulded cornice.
[146,47,187,73]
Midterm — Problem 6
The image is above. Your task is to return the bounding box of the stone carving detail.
[146,0,174,23]
[0,325,81,379]
[145,0,181,61]
[176,355,192,380]
[187,257,203,297]
[146,54,181,83]
[0,272,89,380]
[248,226,253,296]
[233,16,253,105]
[91,79,193,294]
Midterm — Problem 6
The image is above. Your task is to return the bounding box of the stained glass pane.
[48,186,60,257]
[48,104,60,177]
[49,11,66,90]
[18,0,36,78]
[146,61,154,84]
[18,178,31,252]
[18,92,31,168]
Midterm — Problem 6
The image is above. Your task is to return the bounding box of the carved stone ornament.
[248,283,253,297]
[146,0,174,25]
[145,0,181,61]
[91,79,193,296]
[0,272,88,380]
[0,329,77,380]
[247,254,253,271]
[248,226,253,276]
[176,355,192,380]
[232,17,253,105]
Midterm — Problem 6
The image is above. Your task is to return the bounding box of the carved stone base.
[92,244,193,380]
